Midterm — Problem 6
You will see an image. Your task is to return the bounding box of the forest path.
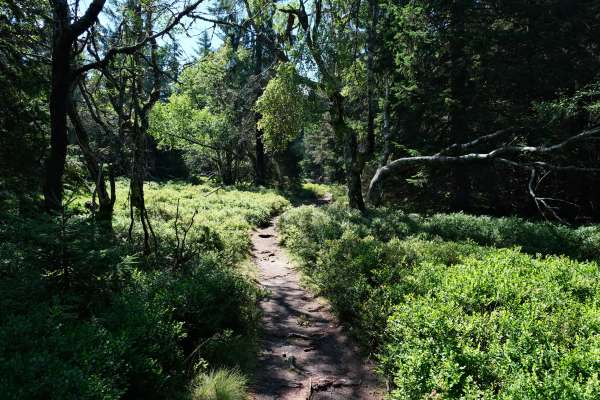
[249,200,384,400]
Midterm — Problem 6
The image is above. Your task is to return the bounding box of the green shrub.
[281,205,600,262]
[278,205,341,262]
[417,212,600,261]
[0,307,128,400]
[108,180,290,262]
[278,203,600,398]
[190,369,247,400]
[1,180,287,399]
[382,249,600,399]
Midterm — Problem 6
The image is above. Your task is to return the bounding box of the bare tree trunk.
[381,77,392,166]
[365,0,377,155]
[68,105,114,219]
[342,0,378,211]
[44,0,106,212]
[127,1,160,254]
[221,152,235,185]
[347,164,365,210]
[366,125,600,212]
[44,3,72,212]
[369,76,391,205]
[254,39,267,185]
[129,124,153,253]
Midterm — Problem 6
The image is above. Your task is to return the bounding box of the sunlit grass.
[190,369,248,400]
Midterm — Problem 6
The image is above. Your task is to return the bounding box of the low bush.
[382,249,599,399]
[280,203,600,262]
[0,181,288,399]
[421,212,600,261]
[278,203,600,399]
[110,181,290,262]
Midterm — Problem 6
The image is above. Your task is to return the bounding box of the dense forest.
[1,0,599,399]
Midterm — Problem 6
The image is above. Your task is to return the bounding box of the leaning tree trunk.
[68,104,115,219]
[44,0,107,212]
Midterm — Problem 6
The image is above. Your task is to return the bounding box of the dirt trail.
[249,207,384,399]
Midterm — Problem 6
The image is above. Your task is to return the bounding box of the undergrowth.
[278,201,600,399]
[0,180,289,400]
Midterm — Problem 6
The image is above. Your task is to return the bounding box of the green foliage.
[300,119,346,183]
[282,203,600,262]
[534,82,600,124]
[383,250,599,399]
[110,181,289,261]
[278,201,600,398]
[150,45,256,184]
[1,181,289,399]
[341,60,367,101]
[255,62,311,151]
[419,212,600,261]
[189,368,247,400]
[151,94,227,150]
[302,182,346,201]
[0,1,49,197]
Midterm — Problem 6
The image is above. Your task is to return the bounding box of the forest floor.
[249,197,384,400]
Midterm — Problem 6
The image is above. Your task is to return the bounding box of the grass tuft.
[190,369,247,400]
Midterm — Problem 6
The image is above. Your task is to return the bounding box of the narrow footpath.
[249,212,384,400]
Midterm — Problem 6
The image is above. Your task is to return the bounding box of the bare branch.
[76,0,204,75]
[367,125,600,203]
[486,124,600,158]
[527,168,569,224]
[435,128,514,156]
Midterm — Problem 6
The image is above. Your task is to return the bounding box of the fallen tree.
[367,124,600,221]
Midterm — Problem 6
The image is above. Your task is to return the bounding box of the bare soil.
[249,212,385,400]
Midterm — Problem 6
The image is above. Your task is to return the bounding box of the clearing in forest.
[249,215,384,400]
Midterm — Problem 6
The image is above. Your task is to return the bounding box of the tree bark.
[68,104,114,219]
[44,2,72,211]
[366,125,600,202]
[369,77,391,205]
[221,152,235,185]
[333,92,366,211]
[127,1,160,254]
[44,0,107,212]
[365,0,377,156]
[254,38,266,185]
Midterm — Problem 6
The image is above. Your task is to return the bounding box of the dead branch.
[367,124,600,218]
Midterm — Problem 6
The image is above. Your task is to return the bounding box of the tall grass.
[190,369,247,400]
